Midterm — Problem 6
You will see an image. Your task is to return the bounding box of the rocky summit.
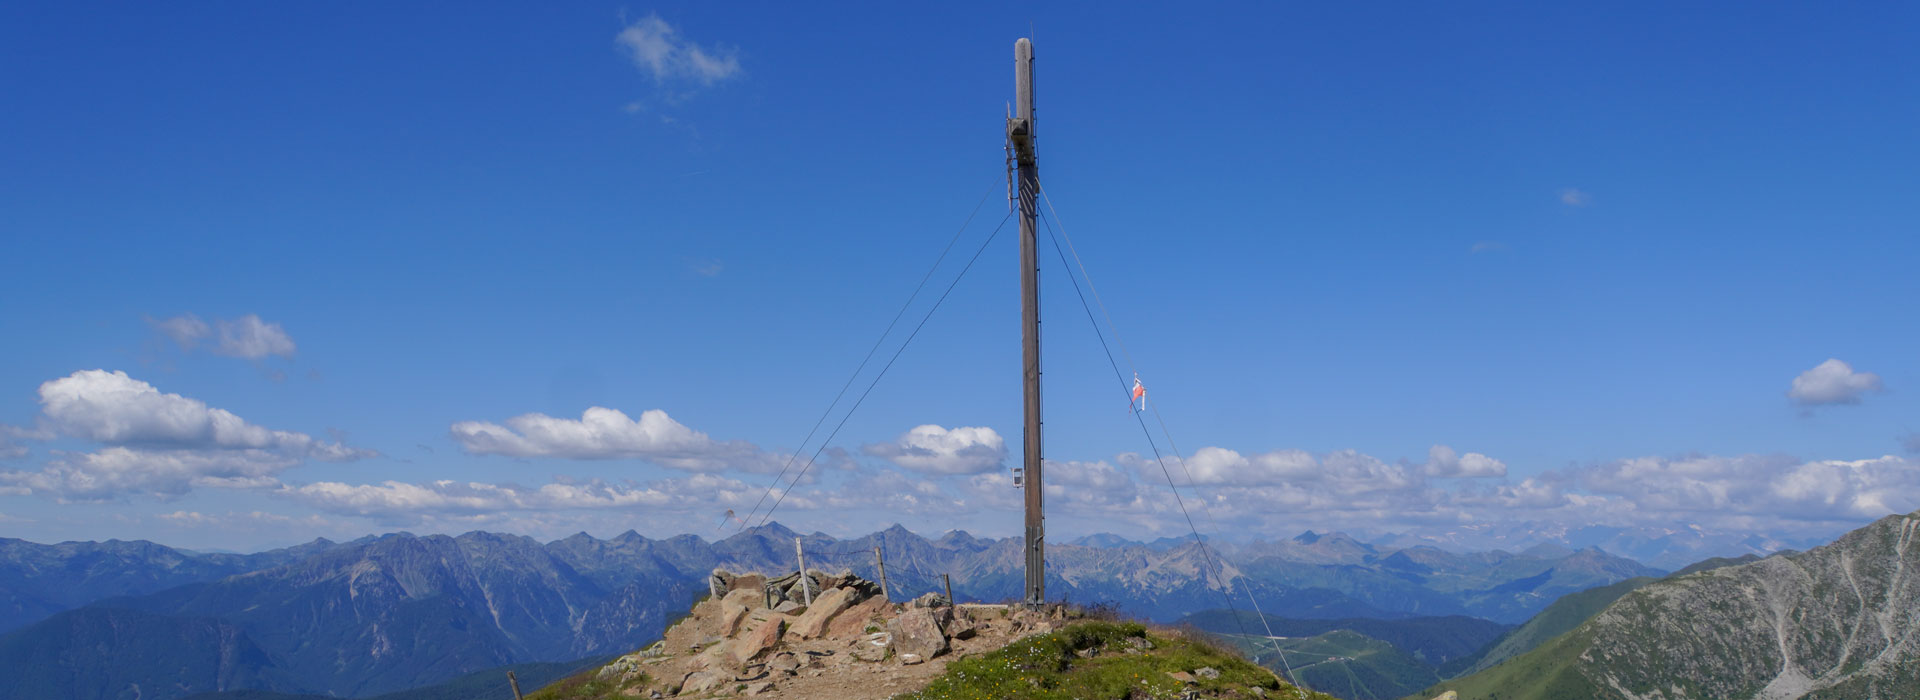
[554,568,1056,699]
[536,567,1332,700]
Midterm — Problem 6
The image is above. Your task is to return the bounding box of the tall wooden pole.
[1009,37,1045,609]
[506,670,523,700]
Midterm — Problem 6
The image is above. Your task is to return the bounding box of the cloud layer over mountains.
[2,365,1913,554]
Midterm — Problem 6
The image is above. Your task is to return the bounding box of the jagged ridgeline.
[1428,510,1920,700]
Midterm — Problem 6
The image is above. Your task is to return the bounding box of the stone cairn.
[596,568,1062,697]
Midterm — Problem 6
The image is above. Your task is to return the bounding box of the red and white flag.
[1131,374,1147,412]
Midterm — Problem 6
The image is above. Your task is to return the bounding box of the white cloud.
[214,315,296,359]
[1574,453,1920,523]
[0,425,45,460]
[617,14,741,86]
[38,370,352,456]
[2,447,298,503]
[450,407,782,472]
[1560,188,1592,206]
[148,314,296,359]
[862,425,1006,475]
[1423,444,1508,478]
[0,370,371,501]
[1470,241,1506,254]
[149,314,211,350]
[1787,358,1883,406]
[1162,447,1417,490]
[280,473,761,519]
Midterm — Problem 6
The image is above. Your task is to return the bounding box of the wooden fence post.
[794,536,813,606]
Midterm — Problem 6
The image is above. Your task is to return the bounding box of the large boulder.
[733,615,786,665]
[718,599,752,637]
[885,607,949,660]
[827,595,891,639]
[790,586,859,639]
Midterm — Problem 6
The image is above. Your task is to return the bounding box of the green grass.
[893,621,1337,700]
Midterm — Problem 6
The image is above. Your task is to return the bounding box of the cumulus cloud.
[450,407,783,472]
[0,370,370,501]
[3,447,299,502]
[148,314,296,359]
[1788,358,1883,406]
[1423,444,1507,478]
[1575,453,1920,522]
[1155,447,1419,492]
[1172,447,1317,486]
[280,473,775,521]
[862,425,1006,475]
[38,370,353,456]
[617,14,741,86]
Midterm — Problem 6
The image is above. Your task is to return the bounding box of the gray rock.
[886,607,949,660]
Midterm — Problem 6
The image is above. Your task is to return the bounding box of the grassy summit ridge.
[895,620,1335,700]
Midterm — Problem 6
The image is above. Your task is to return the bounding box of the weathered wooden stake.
[794,536,813,606]
[506,670,523,700]
[943,573,954,604]
[874,545,891,602]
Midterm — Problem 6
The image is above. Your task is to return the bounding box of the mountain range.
[0,523,1662,700]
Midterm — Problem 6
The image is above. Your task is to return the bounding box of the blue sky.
[2,3,1916,552]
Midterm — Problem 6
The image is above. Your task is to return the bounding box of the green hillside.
[1438,553,1763,678]
[1421,627,1601,700]
[1438,576,1651,678]
[1216,629,1442,700]
[1180,610,1510,669]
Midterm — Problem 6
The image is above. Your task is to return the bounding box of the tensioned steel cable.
[756,209,1016,529]
[1036,189,1305,690]
[733,188,997,532]
[1034,210,1266,658]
